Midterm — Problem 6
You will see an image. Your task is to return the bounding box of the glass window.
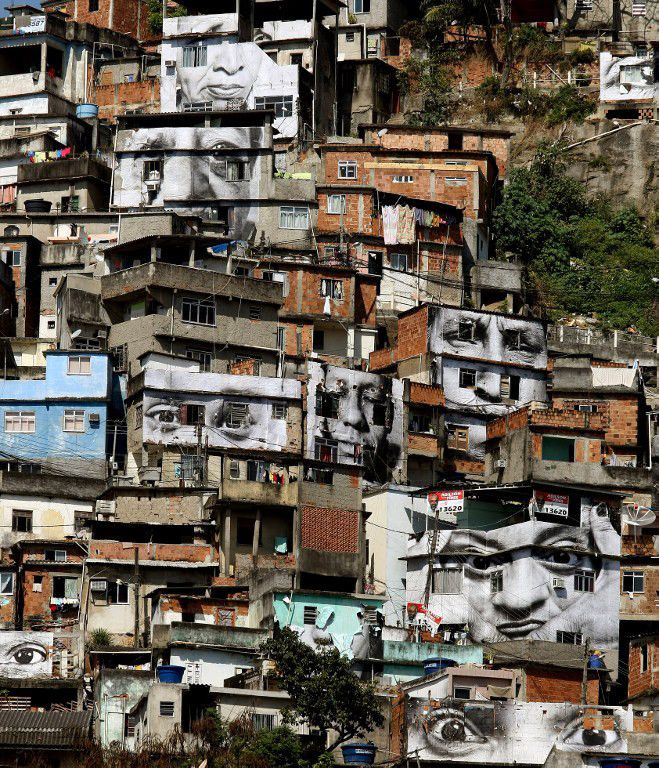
[574,569,595,592]
[453,686,471,699]
[226,160,250,181]
[63,409,85,433]
[246,459,270,482]
[68,356,91,375]
[622,570,644,593]
[490,571,503,593]
[279,206,309,230]
[320,278,343,300]
[338,160,357,179]
[254,95,294,118]
[390,253,407,272]
[542,436,575,462]
[327,194,346,215]
[181,298,216,326]
[182,45,207,68]
[5,411,35,433]
[459,369,477,389]
[11,510,32,532]
[314,437,338,463]
[108,581,129,604]
[0,573,13,595]
[432,568,462,594]
[445,176,468,186]
[186,349,212,372]
[392,175,413,183]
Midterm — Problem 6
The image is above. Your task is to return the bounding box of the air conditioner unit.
[164,60,176,68]
[496,459,507,469]
[90,579,107,592]
[96,329,107,339]
[145,179,160,191]
[551,577,566,589]
[88,413,100,424]
[95,499,116,517]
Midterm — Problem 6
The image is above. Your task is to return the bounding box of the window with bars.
[175,455,203,481]
[182,45,207,67]
[252,713,277,731]
[182,101,212,112]
[110,345,127,372]
[142,159,162,182]
[182,298,215,326]
[622,570,644,593]
[186,349,212,372]
[124,714,136,738]
[574,569,595,593]
[226,160,250,181]
[5,411,35,433]
[63,409,85,433]
[459,369,477,389]
[272,403,287,420]
[490,571,503,593]
[392,175,413,183]
[68,356,91,375]
[225,403,249,428]
[432,568,463,594]
[303,605,317,625]
[248,305,261,320]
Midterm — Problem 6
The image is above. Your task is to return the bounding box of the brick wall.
[64,0,150,38]
[354,277,377,326]
[94,79,160,122]
[620,564,659,619]
[487,406,530,440]
[396,305,429,361]
[525,666,598,704]
[550,395,639,448]
[628,636,658,700]
[90,540,216,563]
[369,346,396,372]
[230,358,259,376]
[317,190,375,235]
[409,381,444,407]
[301,505,359,553]
[530,405,610,433]
[407,432,440,456]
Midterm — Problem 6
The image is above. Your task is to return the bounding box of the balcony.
[88,539,218,565]
[531,459,653,492]
[41,242,87,267]
[529,407,609,433]
[408,432,441,457]
[221,474,299,507]
[18,158,111,185]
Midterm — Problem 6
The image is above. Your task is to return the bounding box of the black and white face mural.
[161,29,299,138]
[306,362,404,485]
[600,51,655,101]
[0,631,53,678]
[407,699,630,763]
[114,127,263,240]
[406,510,620,651]
[142,368,300,451]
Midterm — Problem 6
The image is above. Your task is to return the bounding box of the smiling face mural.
[0,631,53,678]
[306,362,404,484]
[407,700,630,763]
[407,508,620,651]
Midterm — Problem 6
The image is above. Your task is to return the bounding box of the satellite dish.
[622,505,656,527]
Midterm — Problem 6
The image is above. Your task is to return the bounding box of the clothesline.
[26,148,72,163]
[381,203,452,245]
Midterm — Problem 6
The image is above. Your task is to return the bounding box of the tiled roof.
[0,710,91,748]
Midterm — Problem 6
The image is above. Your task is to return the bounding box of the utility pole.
[581,637,591,704]
[133,546,140,648]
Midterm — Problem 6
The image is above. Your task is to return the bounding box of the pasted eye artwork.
[600,52,656,102]
[0,632,53,678]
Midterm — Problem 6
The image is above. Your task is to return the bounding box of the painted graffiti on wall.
[306,362,403,484]
[406,511,620,651]
[600,52,655,102]
[0,631,53,678]
[407,699,630,763]
[142,368,300,451]
[160,36,299,137]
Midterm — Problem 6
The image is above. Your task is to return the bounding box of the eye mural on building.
[407,700,630,763]
[0,631,53,678]
[305,362,404,485]
[600,51,656,102]
[406,508,620,653]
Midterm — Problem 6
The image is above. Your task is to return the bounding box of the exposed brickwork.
[551,394,638,448]
[628,635,658,700]
[301,505,359,553]
[409,382,444,407]
[159,595,249,622]
[408,432,440,456]
[487,406,530,440]
[369,346,396,372]
[230,358,260,376]
[529,406,609,433]
[62,0,150,39]
[525,666,599,704]
[94,80,160,122]
[90,540,216,563]
[395,306,429,361]
[620,564,659,619]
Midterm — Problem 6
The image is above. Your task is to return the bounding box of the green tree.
[261,627,384,759]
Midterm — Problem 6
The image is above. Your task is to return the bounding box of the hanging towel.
[61,147,71,158]
[398,205,416,244]
[382,205,398,245]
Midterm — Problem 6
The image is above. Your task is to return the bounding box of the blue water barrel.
[341,742,376,765]
[423,657,458,675]
[598,760,643,768]
[76,103,99,119]
[588,654,606,669]
[156,665,185,683]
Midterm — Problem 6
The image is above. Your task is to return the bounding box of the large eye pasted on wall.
[555,712,625,752]
[305,362,404,484]
[420,704,494,758]
[0,632,53,678]
[600,52,656,102]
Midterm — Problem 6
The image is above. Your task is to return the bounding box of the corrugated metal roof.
[0,710,91,748]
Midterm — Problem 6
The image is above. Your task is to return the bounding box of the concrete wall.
[169,647,256,686]
[0,495,92,549]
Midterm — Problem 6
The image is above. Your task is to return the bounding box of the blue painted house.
[0,351,112,479]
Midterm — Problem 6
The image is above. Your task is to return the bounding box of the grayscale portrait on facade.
[600,51,655,101]
[407,509,620,651]
[0,631,53,678]
[306,362,403,484]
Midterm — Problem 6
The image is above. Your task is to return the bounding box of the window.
[8,250,20,267]
[226,160,250,181]
[557,631,583,645]
[459,369,477,389]
[338,160,357,179]
[279,206,309,230]
[180,404,205,426]
[433,568,463,594]
[346,32,355,42]
[453,686,471,700]
[61,195,80,213]
[574,569,595,593]
[408,411,431,433]
[323,246,338,261]
[124,714,136,738]
[390,253,407,272]
[252,713,276,731]
[159,701,175,717]
[108,581,129,604]
[5,411,35,433]
[110,344,127,373]
[52,576,78,599]
[182,44,207,68]
[354,0,370,12]
[327,194,346,215]
[320,279,343,300]
[236,518,256,546]
[226,403,249,428]
[303,605,318,625]
[447,132,463,150]
[272,403,287,420]
[63,409,85,433]
[247,459,270,483]
[0,573,13,595]
[255,95,294,118]
[368,251,383,276]
[490,571,503,593]
[622,570,644,593]
[182,298,215,326]
[316,390,340,419]
[392,175,413,183]
[186,349,212,373]
[447,426,469,451]
[500,375,520,400]
[458,320,475,341]
[248,305,261,321]
[143,159,162,182]
[276,328,285,351]
[576,0,593,9]
[74,510,88,532]
[542,436,575,462]
[48,277,58,287]
[574,403,597,413]
[632,1,646,15]
[229,460,240,479]
[88,0,99,11]
[233,355,261,375]
[640,643,649,673]
[47,320,56,330]
[314,437,338,463]
[45,549,67,562]
[304,466,333,484]
[182,101,212,112]
[68,356,91,375]
[312,329,325,351]
[290,53,303,66]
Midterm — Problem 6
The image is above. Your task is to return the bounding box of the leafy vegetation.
[494,144,659,335]
[147,0,188,35]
